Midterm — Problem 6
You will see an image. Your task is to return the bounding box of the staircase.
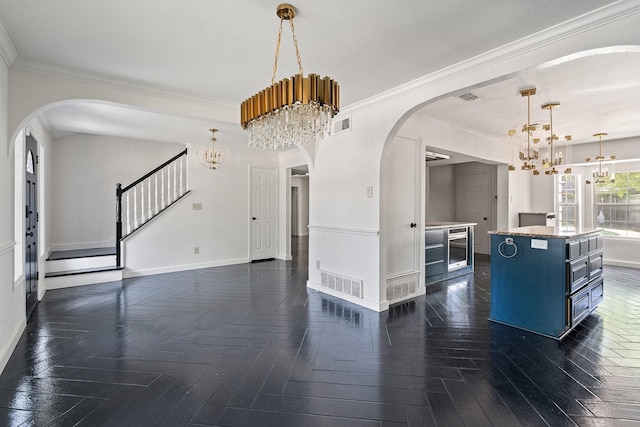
[45,247,123,289]
[44,148,189,290]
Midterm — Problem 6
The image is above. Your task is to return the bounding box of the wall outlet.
[367,186,373,198]
[193,247,200,254]
[531,239,548,250]
[193,203,203,210]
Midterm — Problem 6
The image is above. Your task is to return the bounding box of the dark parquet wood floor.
[2,237,640,426]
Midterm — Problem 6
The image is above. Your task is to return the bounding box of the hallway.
[1,237,640,426]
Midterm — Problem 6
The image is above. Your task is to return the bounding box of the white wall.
[0,49,24,374]
[50,134,182,251]
[123,135,279,276]
[530,173,555,213]
[426,164,455,221]
[507,170,532,228]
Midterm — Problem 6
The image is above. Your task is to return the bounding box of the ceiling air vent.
[457,92,479,102]
[334,115,352,135]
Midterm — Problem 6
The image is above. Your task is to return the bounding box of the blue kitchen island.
[488,225,603,340]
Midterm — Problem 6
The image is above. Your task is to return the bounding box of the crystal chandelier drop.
[586,132,615,184]
[240,3,340,150]
[197,129,227,170]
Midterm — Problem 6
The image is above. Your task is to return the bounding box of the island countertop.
[488,225,601,239]
[425,222,477,230]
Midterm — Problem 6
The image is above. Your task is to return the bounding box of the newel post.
[116,183,123,267]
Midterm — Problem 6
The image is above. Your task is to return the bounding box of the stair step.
[45,266,124,290]
[47,247,116,261]
[45,265,123,278]
[46,254,116,274]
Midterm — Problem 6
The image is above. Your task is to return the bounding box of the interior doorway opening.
[289,164,309,261]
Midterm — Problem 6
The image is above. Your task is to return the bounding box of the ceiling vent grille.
[334,115,352,135]
[457,92,479,102]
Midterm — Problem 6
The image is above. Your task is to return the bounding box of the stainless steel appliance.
[448,226,468,271]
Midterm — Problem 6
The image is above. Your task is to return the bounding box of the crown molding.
[342,0,640,115]
[10,56,238,115]
[0,17,17,67]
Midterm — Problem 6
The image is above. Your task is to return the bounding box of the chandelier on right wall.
[586,132,615,184]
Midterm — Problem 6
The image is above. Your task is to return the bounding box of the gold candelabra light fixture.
[586,132,615,184]
[515,88,540,175]
[240,3,340,150]
[197,129,227,170]
[540,103,571,175]
[509,87,571,175]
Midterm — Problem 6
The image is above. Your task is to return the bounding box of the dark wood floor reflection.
[2,238,640,426]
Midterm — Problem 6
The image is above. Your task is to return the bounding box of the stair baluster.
[115,148,189,267]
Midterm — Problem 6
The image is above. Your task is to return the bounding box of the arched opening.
[380,46,640,305]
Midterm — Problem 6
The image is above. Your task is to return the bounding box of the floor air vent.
[320,270,363,299]
[386,274,418,302]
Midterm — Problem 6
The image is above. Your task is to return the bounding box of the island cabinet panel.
[489,226,603,340]
[567,255,589,294]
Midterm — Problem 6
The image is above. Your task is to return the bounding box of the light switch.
[193,203,203,210]
[367,186,373,198]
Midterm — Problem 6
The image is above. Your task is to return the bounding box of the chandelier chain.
[289,18,303,76]
[271,15,304,85]
[272,18,284,85]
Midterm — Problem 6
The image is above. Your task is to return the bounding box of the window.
[557,174,580,229]
[593,171,640,238]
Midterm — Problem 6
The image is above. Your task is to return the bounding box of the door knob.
[252,217,257,220]
[26,232,34,237]
[410,222,417,228]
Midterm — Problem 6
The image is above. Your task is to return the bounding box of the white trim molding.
[0,317,26,375]
[0,241,16,257]
[0,18,18,67]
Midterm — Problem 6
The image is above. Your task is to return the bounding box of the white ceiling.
[2,0,638,149]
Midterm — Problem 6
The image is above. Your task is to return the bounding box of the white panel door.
[456,173,490,254]
[251,167,278,260]
[386,136,420,278]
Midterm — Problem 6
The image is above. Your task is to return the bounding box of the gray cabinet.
[425,223,475,286]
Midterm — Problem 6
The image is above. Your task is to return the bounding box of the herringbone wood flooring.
[1,237,640,426]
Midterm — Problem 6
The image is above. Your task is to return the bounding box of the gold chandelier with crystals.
[240,3,340,150]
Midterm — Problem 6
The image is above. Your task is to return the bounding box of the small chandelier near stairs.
[240,3,340,150]
[197,129,227,170]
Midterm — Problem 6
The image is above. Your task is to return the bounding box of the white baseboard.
[0,317,26,376]
[307,280,389,312]
[123,257,250,278]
